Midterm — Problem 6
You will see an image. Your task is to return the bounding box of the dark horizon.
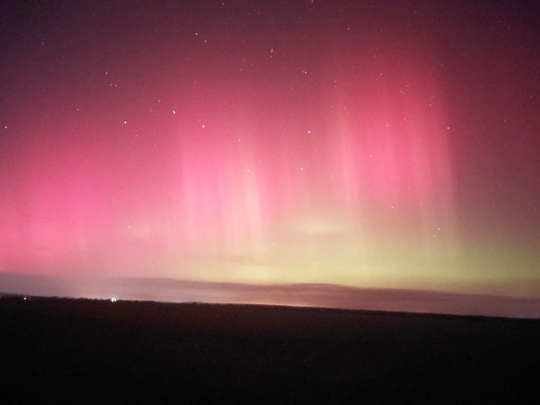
[2,272,539,319]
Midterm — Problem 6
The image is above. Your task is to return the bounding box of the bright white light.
[110,298,117,302]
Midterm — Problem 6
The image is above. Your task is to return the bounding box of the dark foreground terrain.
[1,296,539,403]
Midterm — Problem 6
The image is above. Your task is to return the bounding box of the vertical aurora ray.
[168,38,463,290]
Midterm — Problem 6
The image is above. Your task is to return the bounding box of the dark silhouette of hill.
[1,272,539,318]
[1,295,539,403]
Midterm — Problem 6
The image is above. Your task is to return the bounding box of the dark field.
[1,296,539,403]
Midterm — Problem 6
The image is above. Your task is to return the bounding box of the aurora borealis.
[1,1,539,312]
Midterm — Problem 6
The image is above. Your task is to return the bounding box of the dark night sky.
[1,1,539,308]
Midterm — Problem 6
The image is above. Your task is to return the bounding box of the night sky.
[1,1,539,308]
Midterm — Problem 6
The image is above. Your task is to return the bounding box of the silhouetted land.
[1,295,539,403]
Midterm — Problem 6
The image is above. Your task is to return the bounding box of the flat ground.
[1,296,539,403]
